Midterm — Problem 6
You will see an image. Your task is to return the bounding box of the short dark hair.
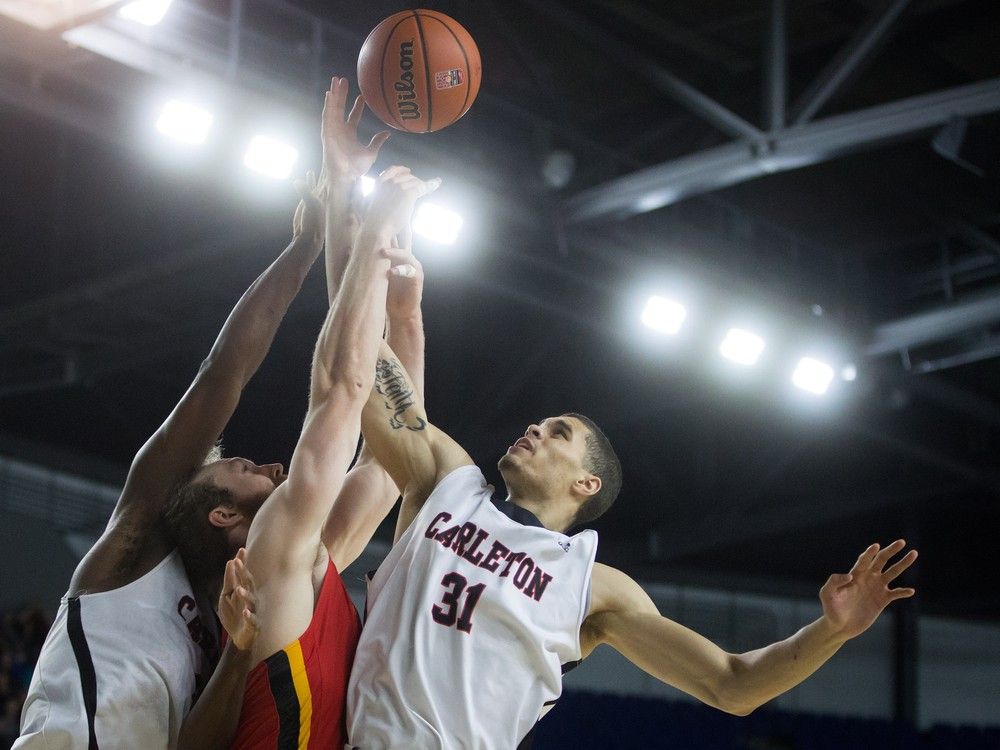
[162,481,233,585]
[564,413,622,528]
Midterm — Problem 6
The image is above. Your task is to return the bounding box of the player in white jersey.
[347,346,919,749]
[14,90,395,747]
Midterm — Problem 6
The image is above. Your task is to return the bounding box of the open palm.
[820,540,917,640]
[321,76,390,180]
[218,548,260,652]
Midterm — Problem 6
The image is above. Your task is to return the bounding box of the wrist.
[817,614,851,644]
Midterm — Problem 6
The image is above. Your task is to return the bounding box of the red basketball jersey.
[231,558,361,749]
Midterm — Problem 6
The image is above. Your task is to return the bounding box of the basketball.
[357,9,482,133]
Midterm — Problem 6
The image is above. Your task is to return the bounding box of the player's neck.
[506,493,575,534]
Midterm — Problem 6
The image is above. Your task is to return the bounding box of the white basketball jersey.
[347,465,598,750]
[16,549,217,750]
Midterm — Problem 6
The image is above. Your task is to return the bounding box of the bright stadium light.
[719,328,765,366]
[119,0,174,26]
[243,136,298,180]
[155,100,213,145]
[359,175,375,196]
[412,203,463,245]
[792,357,835,395]
[641,295,687,335]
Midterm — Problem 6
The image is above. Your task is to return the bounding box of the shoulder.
[69,519,172,595]
[583,563,658,641]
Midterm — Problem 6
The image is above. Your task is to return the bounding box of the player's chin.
[497,452,518,472]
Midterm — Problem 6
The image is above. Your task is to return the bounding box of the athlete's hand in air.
[383,229,423,321]
[321,76,390,181]
[819,540,917,640]
[218,548,260,652]
[365,166,441,236]
[292,172,323,244]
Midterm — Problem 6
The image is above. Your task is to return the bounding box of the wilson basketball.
[357,9,482,133]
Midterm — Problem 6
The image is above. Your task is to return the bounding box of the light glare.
[243,136,298,180]
[359,175,375,196]
[793,357,835,395]
[719,328,765,366]
[412,203,463,245]
[155,100,213,145]
[641,295,687,335]
[119,0,173,26]
[841,364,858,382]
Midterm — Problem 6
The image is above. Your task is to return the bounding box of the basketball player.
[14,76,397,750]
[14,176,328,750]
[346,347,919,748]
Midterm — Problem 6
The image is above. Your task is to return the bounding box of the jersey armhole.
[406,464,486,533]
[571,531,599,662]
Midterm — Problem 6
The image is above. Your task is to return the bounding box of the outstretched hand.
[218,548,260,652]
[321,76,390,181]
[820,540,917,640]
[366,166,441,236]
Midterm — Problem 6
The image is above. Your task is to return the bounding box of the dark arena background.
[2,1,999,748]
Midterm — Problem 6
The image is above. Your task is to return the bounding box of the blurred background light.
[155,100,213,145]
[793,357,835,394]
[719,327,765,366]
[641,295,687,335]
[243,136,298,180]
[119,0,174,26]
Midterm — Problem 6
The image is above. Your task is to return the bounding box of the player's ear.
[209,506,243,529]
[573,474,601,499]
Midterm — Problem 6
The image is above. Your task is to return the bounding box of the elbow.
[712,656,760,717]
[722,702,757,717]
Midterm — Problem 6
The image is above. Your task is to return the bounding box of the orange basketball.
[357,9,482,133]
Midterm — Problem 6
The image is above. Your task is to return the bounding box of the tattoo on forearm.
[375,357,427,431]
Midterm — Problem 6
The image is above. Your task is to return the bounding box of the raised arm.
[319,76,390,301]
[72,182,325,593]
[247,167,438,575]
[360,339,473,542]
[584,541,917,716]
[322,234,428,569]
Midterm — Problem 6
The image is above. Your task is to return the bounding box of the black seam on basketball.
[67,598,100,750]
[427,14,473,120]
[379,15,414,130]
[413,11,433,133]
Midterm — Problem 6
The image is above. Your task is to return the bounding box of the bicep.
[588,566,735,710]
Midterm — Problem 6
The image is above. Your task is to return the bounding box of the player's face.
[498,415,590,493]
[198,457,287,517]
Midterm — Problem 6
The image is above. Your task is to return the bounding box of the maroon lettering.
[461,529,490,566]
[425,512,452,538]
[500,551,526,578]
[451,522,478,556]
[435,524,461,548]
[523,568,553,601]
[478,540,510,572]
[512,557,535,589]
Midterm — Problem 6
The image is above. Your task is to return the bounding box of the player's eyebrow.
[546,418,573,437]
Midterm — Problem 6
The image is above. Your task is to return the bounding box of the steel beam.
[520,0,764,142]
[791,0,912,124]
[865,286,1000,356]
[766,0,787,131]
[565,76,1000,222]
